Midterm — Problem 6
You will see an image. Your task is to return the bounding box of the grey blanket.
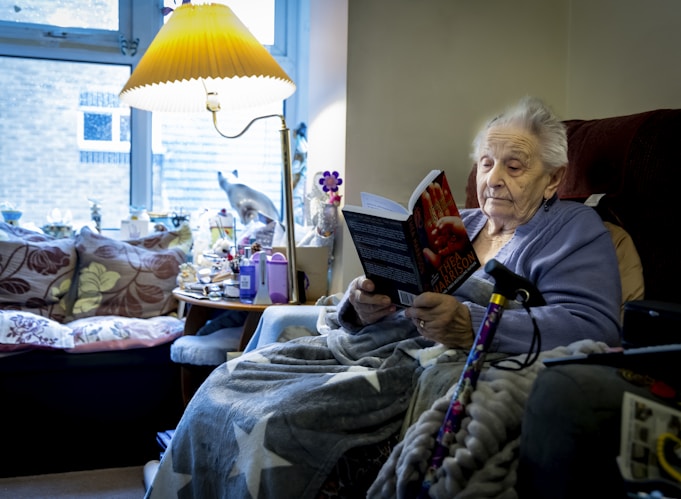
[145,310,432,499]
[145,309,609,499]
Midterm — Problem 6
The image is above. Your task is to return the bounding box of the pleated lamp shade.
[119,2,296,113]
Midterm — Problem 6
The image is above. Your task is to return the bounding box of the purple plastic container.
[267,252,289,303]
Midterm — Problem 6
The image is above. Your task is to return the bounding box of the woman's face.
[475,125,564,229]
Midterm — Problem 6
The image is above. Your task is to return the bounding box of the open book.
[342,169,480,306]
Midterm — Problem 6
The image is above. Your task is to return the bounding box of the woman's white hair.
[471,96,568,171]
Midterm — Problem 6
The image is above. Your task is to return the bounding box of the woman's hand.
[346,276,396,326]
[405,292,475,349]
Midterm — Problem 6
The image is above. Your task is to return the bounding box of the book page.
[359,169,443,214]
[617,391,681,486]
[360,192,408,214]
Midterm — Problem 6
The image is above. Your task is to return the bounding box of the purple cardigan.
[339,198,621,354]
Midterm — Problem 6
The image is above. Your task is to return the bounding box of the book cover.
[342,169,480,306]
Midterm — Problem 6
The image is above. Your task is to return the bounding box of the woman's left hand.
[405,292,475,349]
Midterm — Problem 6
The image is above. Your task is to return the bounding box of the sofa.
[0,222,192,477]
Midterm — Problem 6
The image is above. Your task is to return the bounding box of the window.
[0,0,119,30]
[79,90,131,152]
[0,0,304,234]
[0,56,133,229]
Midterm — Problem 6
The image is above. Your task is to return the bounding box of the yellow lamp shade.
[119,2,296,113]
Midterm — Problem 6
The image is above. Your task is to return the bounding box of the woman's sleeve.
[335,285,365,332]
[467,211,622,354]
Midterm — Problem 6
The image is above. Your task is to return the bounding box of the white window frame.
[0,0,300,213]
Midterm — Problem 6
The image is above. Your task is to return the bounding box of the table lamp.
[119,2,300,304]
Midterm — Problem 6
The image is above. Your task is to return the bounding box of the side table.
[172,289,289,405]
[173,289,273,350]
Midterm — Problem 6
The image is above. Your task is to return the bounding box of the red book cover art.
[411,171,479,296]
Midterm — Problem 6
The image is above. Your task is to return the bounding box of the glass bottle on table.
[239,247,256,304]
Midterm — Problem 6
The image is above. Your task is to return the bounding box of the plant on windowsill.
[314,170,343,238]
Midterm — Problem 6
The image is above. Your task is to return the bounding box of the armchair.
[506,109,681,498]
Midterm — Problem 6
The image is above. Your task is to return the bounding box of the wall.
[307,0,348,296]
[566,0,681,117]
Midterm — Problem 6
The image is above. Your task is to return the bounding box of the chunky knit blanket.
[368,339,609,498]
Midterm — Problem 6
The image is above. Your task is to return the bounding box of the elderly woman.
[342,95,621,354]
[145,97,621,499]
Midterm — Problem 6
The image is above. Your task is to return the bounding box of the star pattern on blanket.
[229,411,292,498]
[324,365,381,391]
[147,448,191,496]
[148,311,430,499]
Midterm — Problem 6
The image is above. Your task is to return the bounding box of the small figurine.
[212,237,233,258]
[218,171,281,225]
[176,263,198,289]
[88,198,102,233]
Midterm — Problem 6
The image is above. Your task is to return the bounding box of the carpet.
[0,465,146,499]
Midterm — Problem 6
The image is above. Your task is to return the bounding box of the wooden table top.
[173,288,293,311]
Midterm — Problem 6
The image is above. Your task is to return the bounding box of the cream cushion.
[604,221,645,320]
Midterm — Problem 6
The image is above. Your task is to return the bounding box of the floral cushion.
[0,222,76,322]
[71,227,188,320]
[66,315,184,352]
[0,310,75,351]
[0,310,183,353]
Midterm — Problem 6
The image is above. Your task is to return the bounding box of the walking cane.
[417,258,546,498]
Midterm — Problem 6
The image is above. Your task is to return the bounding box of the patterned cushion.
[71,227,187,320]
[67,315,184,352]
[0,222,76,322]
[0,310,183,353]
[0,310,74,352]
